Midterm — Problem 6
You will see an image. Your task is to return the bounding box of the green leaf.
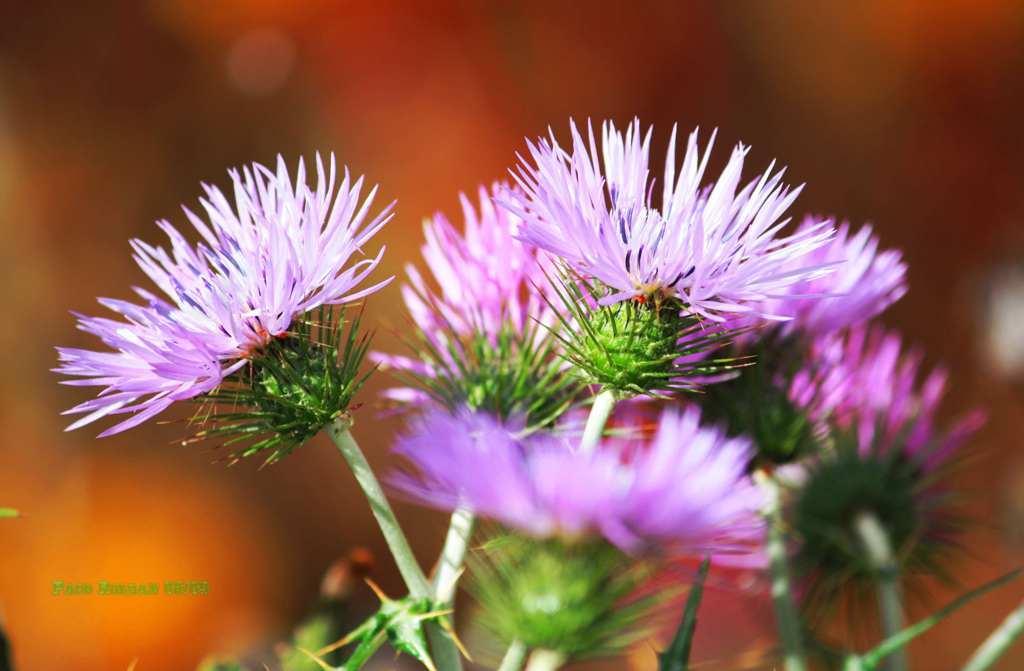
[658,558,711,671]
[0,508,19,519]
[327,585,449,671]
[851,568,1022,670]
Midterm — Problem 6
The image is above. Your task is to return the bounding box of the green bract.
[396,317,579,432]
[471,534,653,660]
[189,306,374,465]
[701,337,820,466]
[546,273,746,397]
[793,433,957,613]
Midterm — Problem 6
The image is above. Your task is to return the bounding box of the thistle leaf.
[852,569,1021,670]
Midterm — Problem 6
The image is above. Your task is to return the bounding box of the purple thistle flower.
[55,292,232,437]
[402,183,549,341]
[373,183,550,384]
[502,119,835,322]
[371,185,572,422]
[392,406,764,559]
[56,154,393,435]
[758,217,908,337]
[788,324,985,468]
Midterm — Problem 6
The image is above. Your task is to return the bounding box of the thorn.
[297,647,334,670]
[316,621,368,657]
[364,577,390,602]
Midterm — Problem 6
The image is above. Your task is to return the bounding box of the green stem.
[961,598,1024,671]
[427,508,475,671]
[854,511,908,671]
[580,388,616,453]
[524,649,566,671]
[432,506,475,604]
[754,470,807,671]
[326,418,463,671]
[327,418,431,597]
[497,640,529,671]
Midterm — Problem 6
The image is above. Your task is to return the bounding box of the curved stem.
[326,418,464,671]
[961,599,1024,671]
[498,640,529,671]
[580,388,616,453]
[754,470,807,671]
[525,649,566,671]
[854,511,908,671]
[432,506,475,604]
[327,418,430,597]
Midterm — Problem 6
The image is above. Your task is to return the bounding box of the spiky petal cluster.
[503,119,835,322]
[372,186,576,425]
[758,218,908,337]
[788,324,985,468]
[373,184,551,394]
[56,154,393,435]
[55,293,231,436]
[392,406,763,557]
[402,183,549,342]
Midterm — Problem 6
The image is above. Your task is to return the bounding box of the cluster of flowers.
[56,119,987,671]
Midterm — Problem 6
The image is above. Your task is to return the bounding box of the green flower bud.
[548,274,744,397]
[392,319,580,432]
[471,535,652,661]
[189,306,373,465]
[792,435,956,613]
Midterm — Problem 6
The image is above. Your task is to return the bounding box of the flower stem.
[498,640,529,671]
[424,507,475,671]
[524,649,566,671]
[754,470,807,671]
[961,598,1024,671]
[853,511,908,671]
[580,388,616,453]
[327,418,431,597]
[326,418,464,671]
[432,506,475,604]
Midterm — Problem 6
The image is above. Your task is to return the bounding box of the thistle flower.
[400,183,548,342]
[394,405,762,660]
[392,406,763,556]
[758,218,908,337]
[546,276,748,396]
[56,154,392,439]
[787,324,985,607]
[503,119,835,321]
[55,293,229,437]
[373,185,577,428]
[789,324,985,467]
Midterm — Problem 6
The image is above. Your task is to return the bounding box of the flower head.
[758,218,907,337]
[789,324,984,468]
[503,119,834,322]
[786,324,985,603]
[55,292,229,437]
[56,154,392,437]
[400,183,549,342]
[373,185,576,427]
[392,406,763,557]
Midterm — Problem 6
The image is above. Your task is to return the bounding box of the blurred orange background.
[1,1,1023,669]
